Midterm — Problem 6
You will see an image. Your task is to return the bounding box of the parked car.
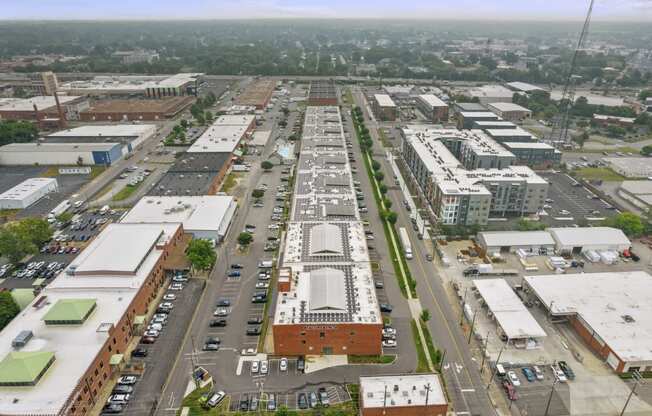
[247,316,264,325]
[260,360,269,374]
[522,367,536,382]
[551,365,567,382]
[231,264,243,269]
[533,365,544,380]
[131,348,148,358]
[318,387,329,406]
[382,339,397,348]
[240,394,249,411]
[206,391,226,408]
[113,385,134,394]
[280,357,288,371]
[209,319,227,327]
[163,294,176,301]
[118,376,138,385]
[246,326,261,336]
[297,356,305,373]
[502,380,518,401]
[227,271,241,277]
[558,361,575,380]
[102,404,124,414]
[216,299,231,307]
[267,393,277,411]
[108,394,131,404]
[251,361,260,374]
[214,308,229,317]
[298,393,309,409]
[309,391,319,408]
[507,371,521,386]
[379,303,393,313]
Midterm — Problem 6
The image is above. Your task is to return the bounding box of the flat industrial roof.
[485,127,536,138]
[0,177,57,201]
[374,94,396,108]
[470,84,514,98]
[417,94,448,108]
[502,142,556,150]
[549,227,630,248]
[506,81,545,92]
[187,123,249,153]
[360,374,446,408]
[121,195,235,235]
[479,231,555,248]
[488,102,532,112]
[47,124,156,138]
[474,279,547,339]
[0,142,119,153]
[620,180,652,195]
[525,271,652,363]
[211,114,255,127]
[0,96,83,112]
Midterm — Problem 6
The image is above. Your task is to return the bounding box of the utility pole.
[467,311,477,344]
[424,383,431,416]
[543,379,559,416]
[459,288,468,326]
[486,341,507,390]
[480,331,490,374]
[620,370,643,416]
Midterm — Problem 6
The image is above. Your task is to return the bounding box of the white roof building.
[524,271,652,372]
[468,85,514,105]
[549,227,630,253]
[473,279,547,340]
[360,374,447,410]
[187,124,249,153]
[309,268,348,311]
[506,81,545,93]
[487,102,532,114]
[0,177,58,210]
[46,124,157,148]
[478,231,555,252]
[416,94,448,108]
[0,96,83,112]
[121,195,236,241]
[374,94,397,108]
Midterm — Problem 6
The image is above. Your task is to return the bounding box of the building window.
[320,332,325,339]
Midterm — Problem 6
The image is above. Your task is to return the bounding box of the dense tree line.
[0,120,38,146]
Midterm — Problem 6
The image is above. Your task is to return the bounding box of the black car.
[251,294,267,303]
[209,319,227,327]
[379,303,393,313]
[297,356,305,372]
[240,394,249,411]
[247,317,263,325]
[131,348,148,358]
[298,393,309,409]
[102,404,124,414]
[558,361,575,380]
[374,280,384,289]
[216,299,231,307]
[246,326,261,336]
[231,264,243,269]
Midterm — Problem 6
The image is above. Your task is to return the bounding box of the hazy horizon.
[3,0,652,22]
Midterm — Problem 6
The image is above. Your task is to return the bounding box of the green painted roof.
[42,298,97,323]
[11,288,35,310]
[0,351,55,384]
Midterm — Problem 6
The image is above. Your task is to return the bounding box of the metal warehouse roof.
[309,268,347,312]
[310,223,344,256]
[488,102,532,112]
[473,279,547,339]
[47,124,156,138]
[0,142,120,152]
[0,351,56,385]
[0,177,57,201]
[549,227,630,248]
[360,374,446,408]
[479,231,555,248]
[374,94,396,108]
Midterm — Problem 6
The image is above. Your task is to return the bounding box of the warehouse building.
[473,279,547,343]
[0,142,124,166]
[0,177,58,209]
[453,102,486,115]
[478,230,556,254]
[273,106,382,356]
[372,94,398,121]
[501,142,561,168]
[457,111,501,129]
[618,180,652,211]
[506,81,546,95]
[524,271,652,373]
[487,102,532,122]
[187,115,254,155]
[549,227,630,254]
[468,85,514,105]
[235,79,276,109]
[0,95,89,121]
[484,127,537,143]
[401,127,548,225]
[383,84,415,99]
[415,94,449,123]
[308,80,338,106]
[121,195,236,241]
[359,374,448,416]
[79,97,193,121]
[0,222,186,416]
[149,152,232,196]
[58,73,202,98]
[472,120,518,130]
[45,124,157,149]
[605,157,652,178]
[592,114,636,128]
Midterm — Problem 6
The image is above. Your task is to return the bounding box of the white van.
[100,205,110,215]
[495,364,507,378]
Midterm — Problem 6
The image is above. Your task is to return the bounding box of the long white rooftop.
[0,96,83,112]
[360,374,446,408]
[187,124,249,153]
[0,177,58,201]
[47,124,156,138]
[374,94,396,107]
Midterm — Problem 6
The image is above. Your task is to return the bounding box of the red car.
[140,336,156,344]
[502,380,518,401]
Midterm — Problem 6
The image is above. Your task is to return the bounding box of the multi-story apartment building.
[415,94,449,123]
[372,94,398,121]
[401,127,548,225]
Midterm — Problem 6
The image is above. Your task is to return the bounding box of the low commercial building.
[501,142,561,168]
[372,94,397,121]
[487,102,532,122]
[187,115,255,154]
[549,227,630,254]
[0,95,89,121]
[605,157,652,178]
[112,49,159,65]
[592,114,636,128]
[0,177,58,209]
[453,102,486,115]
[273,106,382,356]
[506,81,546,94]
[618,180,652,210]
[401,127,549,225]
[457,111,501,129]
[524,271,652,373]
[149,152,232,196]
[468,85,514,105]
[121,195,236,241]
[484,127,537,143]
[383,84,415,99]
[472,120,518,130]
[79,97,193,121]
[0,142,124,166]
[308,80,338,106]
[359,374,448,416]
[58,73,202,98]
[415,94,449,123]
[478,230,556,254]
[235,79,276,109]
[45,124,157,149]
[473,279,547,343]
[0,222,186,416]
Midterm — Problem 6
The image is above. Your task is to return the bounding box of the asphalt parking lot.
[116,278,205,416]
[538,172,617,226]
[0,166,93,219]
[228,384,350,412]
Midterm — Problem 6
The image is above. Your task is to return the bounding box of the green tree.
[606,212,645,237]
[195,112,205,126]
[252,189,265,199]
[9,218,52,247]
[0,228,35,263]
[384,211,398,224]
[382,197,392,209]
[379,184,388,194]
[237,232,253,246]
[0,120,39,146]
[374,171,384,181]
[639,90,652,101]
[186,239,216,272]
[641,145,652,157]
[572,130,590,148]
[420,308,431,322]
[516,218,546,231]
[371,160,381,171]
[204,111,214,123]
[0,291,20,331]
[180,119,189,129]
[261,160,274,171]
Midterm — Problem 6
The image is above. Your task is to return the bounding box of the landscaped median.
[351,106,417,298]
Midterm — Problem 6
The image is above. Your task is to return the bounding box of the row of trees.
[0,218,53,264]
[0,120,38,146]
[190,92,217,126]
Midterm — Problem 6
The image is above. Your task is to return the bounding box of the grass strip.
[348,355,396,364]
[419,319,442,369]
[411,319,431,373]
[112,181,142,201]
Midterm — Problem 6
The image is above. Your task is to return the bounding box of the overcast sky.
[3,0,651,21]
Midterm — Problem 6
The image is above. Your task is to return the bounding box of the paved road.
[350,86,499,416]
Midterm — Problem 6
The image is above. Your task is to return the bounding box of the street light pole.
[543,379,558,416]
[620,370,643,416]
[480,331,490,374]
[459,288,468,326]
[467,311,477,344]
[486,340,507,390]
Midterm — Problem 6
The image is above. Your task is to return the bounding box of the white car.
[255,282,270,289]
[163,294,177,301]
[508,371,521,386]
[533,365,545,381]
[168,283,184,291]
[382,339,397,348]
[268,224,280,230]
[559,209,571,215]
[551,365,567,382]
[214,308,229,317]
[148,323,163,332]
[382,327,397,337]
[258,272,271,280]
[260,360,269,374]
[158,302,174,309]
[152,316,167,326]
[251,360,260,374]
[279,357,288,371]
[118,375,137,385]
[144,330,160,338]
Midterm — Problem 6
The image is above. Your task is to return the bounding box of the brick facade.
[273,322,383,356]
[361,404,448,416]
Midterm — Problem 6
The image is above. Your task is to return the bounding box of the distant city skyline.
[2,0,652,21]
